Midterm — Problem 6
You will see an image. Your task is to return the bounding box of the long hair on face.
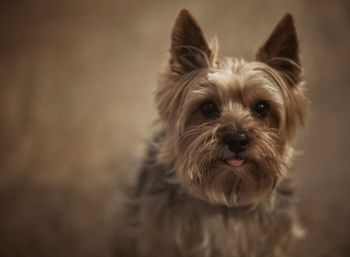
[153,10,308,206]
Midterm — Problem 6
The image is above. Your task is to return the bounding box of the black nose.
[223,133,250,153]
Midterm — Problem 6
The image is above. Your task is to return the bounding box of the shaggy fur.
[127,9,308,257]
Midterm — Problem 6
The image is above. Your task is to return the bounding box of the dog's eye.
[200,101,219,119]
[252,101,269,118]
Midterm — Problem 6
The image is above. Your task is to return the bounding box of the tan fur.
[127,9,308,257]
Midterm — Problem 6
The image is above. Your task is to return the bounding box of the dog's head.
[155,9,308,206]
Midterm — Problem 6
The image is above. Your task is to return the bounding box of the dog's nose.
[223,133,250,153]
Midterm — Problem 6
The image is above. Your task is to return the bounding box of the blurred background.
[0,0,349,256]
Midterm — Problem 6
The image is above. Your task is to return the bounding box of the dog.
[127,9,308,257]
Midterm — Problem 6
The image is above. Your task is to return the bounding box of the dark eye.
[200,101,219,119]
[252,101,269,118]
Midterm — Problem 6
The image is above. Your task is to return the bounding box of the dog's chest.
[136,193,294,257]
[172,205,292,257]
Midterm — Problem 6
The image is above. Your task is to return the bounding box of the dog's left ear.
[170,9,213,75]
[256,13,301,85]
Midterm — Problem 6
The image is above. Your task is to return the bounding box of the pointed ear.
[170,9,213,75]
[256,13,302,85]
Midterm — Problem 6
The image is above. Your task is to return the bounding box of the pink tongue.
[227,158,244,167]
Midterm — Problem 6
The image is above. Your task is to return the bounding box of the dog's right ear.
[170,9,213,75]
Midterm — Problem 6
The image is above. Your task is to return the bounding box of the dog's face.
[156,10,308,206]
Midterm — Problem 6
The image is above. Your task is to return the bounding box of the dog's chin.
[184,158,278,207]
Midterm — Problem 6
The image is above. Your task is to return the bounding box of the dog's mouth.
[225,157,245,167]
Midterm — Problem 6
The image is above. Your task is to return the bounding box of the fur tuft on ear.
[256,13,302,85]
[170,9,213,75]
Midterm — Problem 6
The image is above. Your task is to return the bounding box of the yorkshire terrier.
[127,9,308,257]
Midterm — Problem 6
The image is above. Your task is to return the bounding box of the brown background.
[0,1,349,256]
